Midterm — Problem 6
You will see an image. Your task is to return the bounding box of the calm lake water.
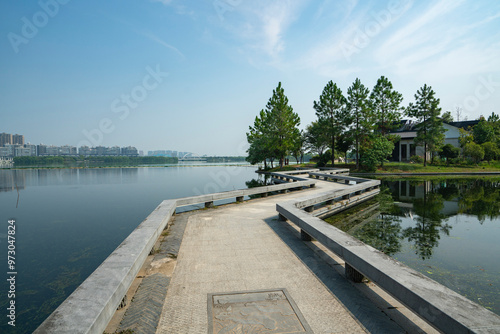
[333,177,500,316]
[0,166,258,334]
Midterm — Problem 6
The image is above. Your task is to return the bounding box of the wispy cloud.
[140,31,186,60]
[151,0,173,5]
[218,0,308,64]
[372,0,500,82]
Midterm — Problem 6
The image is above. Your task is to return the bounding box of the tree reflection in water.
[352,214,403,256]
[341,178,500,260]
[245,174,273,199]
[403,191,451,260]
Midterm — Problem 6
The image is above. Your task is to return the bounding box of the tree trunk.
[424,144,427,167]
[331,136,335,166]
[356,136,360,170]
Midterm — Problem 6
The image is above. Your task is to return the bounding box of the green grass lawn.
[263,161,500,174]
[372,161,500,173]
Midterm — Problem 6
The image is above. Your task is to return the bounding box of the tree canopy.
[313,81,349,166]
[406,84,446,166]
[246,82,301,168]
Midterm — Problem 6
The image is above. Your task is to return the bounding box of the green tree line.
[247,78,500,170]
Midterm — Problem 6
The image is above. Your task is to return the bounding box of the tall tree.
[347,78,372,169]
[313,81,350,166]
[406,84,445,166]
[246,109,272,168]
[304,120,329,157]
[370,76,403,135]
[265,82,301,168]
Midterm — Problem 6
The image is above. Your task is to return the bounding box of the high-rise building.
[121,146,138,156]
[24,144,37,156]
[15,147,31,156]
[37,144,47,156]
[0,133,13,146]
[95,146,108,156]
[107,146,121,156]
[45,146,59,155]
[79,146,93,156]
[0,147,11,157]
[59,145,77,156]
[13,134,24,145]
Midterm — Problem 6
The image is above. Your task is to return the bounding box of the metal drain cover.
[208,288,313,333]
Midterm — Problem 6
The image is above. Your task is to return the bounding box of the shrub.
[481,142,500,163]
[440,144,460,165]
[410,155,423,163]
[464,142,485,164]
[360,136,394,172]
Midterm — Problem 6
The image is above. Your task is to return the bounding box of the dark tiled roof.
[445,120,479,129]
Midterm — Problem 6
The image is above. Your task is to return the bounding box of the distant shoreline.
[1,163,255,171]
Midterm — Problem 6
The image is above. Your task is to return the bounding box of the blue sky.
[2,0,499,155]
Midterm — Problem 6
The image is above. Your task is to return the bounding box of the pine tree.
[313,81,350,166]
[370,76,403,135]
[347,78,372,169]
[406,84,445,166]
[266,83,301,168]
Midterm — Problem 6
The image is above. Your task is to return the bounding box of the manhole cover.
[208,288,313,334]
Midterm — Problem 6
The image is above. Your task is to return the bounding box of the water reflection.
[388,178,500,221]
[0,168,139,192]
[352,214,403,256]
[328,178,500,315]
[245,174,273,198]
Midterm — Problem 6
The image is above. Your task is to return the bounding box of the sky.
[1,0,500,156]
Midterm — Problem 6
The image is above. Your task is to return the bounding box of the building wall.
[13,134,24,145]
[0,133,13,146]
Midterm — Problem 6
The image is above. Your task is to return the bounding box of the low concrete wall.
[34,171,317,334]
[34,199,177,334]
[276,175,500,334]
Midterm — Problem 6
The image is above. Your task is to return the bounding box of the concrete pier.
[35,169,500,334]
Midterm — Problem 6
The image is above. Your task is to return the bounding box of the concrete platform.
[154,181,403,334]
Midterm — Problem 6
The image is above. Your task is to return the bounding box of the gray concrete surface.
[34,171,316,334]
[277,187,500,334]
[156,180,403,334]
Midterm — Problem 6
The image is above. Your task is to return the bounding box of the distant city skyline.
[2,1,499,155]
[0,131,203,157]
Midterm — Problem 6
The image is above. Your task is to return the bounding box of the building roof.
[444,120,479,129]
[391,119,479,134]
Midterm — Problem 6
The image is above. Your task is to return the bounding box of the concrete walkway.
[155,181,404,334]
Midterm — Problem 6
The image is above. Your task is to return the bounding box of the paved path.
[156,180,403,334]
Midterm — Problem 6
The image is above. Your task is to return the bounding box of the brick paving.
[154,181,404,334]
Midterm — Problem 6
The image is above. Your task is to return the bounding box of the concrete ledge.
[309,172,370,184]
[276,176,500,334]
[34,199,177,334]
[318,167,350,174]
